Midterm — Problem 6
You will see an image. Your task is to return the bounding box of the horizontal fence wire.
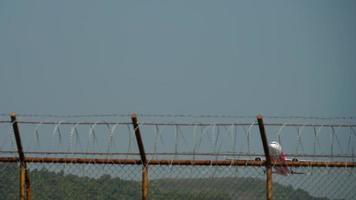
[0,113,356,200]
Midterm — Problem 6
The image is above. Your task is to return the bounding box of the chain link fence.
[0,163,19,200]
[272,166,356,200]
[0,113,355,199]
[1,161,355,200]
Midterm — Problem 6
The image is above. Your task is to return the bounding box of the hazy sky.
[1,0,355,117]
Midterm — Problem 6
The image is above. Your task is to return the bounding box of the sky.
[1,0,356,117]
[0,3,355,197]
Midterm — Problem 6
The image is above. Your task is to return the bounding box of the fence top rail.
[1,150,354,159]
[1,120,356,127]
[1,156,356,167]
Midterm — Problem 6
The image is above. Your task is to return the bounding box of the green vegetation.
[0,163,329,200]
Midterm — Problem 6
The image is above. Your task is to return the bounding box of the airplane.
[268,141,308,176]
[224,141,309,176]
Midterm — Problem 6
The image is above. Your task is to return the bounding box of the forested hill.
[0,163,329,200]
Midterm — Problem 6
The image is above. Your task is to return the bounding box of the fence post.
[257,114,272,200]
[131,113,148,200]
[10,112,32,200]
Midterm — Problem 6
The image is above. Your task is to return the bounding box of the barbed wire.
[1,121,356,128]
[1,113,356,199]
[1,115,355,162]
[1,112,355,120]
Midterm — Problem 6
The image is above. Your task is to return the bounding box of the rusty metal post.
[142,165,148,199]
[257,114,272,200]
[11,112,32,200]
[19,167,25,200]
[24,168,31,200]
[131,113,148,200]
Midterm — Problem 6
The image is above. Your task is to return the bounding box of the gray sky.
[1,0,355,117]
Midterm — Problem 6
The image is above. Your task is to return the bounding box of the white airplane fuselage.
[268,141,290,176]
